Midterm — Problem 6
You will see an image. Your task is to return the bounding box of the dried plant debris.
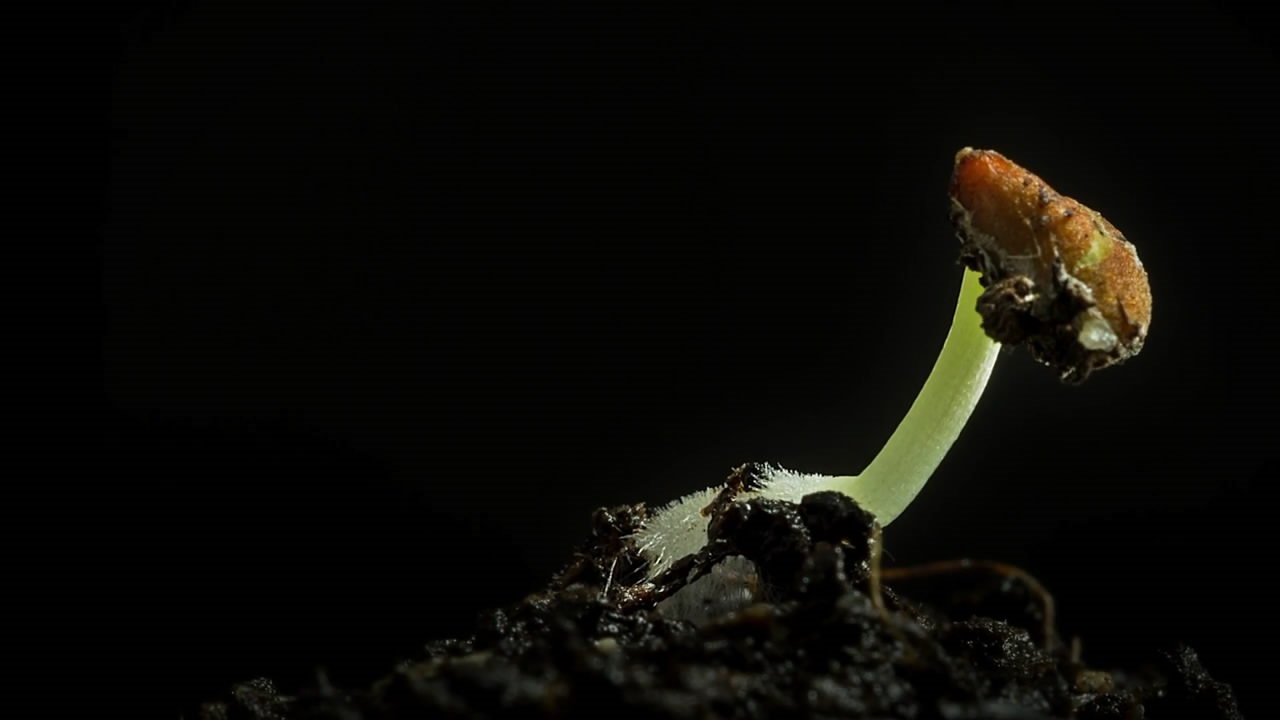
[949,148,1152,383]
[192,466,1240,720]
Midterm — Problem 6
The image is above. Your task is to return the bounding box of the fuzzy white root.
[631,269,999,580]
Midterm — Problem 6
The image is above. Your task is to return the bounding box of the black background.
[109,3,1276,715]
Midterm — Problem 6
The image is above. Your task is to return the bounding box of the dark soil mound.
[193,468,1241,719]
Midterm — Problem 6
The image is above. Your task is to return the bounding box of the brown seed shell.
[949,148,1151,383]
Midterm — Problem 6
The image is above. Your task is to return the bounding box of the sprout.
[634,148,1151,579]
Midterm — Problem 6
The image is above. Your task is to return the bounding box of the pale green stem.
[811,268,999,525]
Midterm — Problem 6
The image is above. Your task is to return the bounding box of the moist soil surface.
[193,465,1242,719]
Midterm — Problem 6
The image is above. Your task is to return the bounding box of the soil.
[192,465,1242,719]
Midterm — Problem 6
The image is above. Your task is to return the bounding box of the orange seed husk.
[949,148,1151,382]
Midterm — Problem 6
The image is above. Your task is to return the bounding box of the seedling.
[634,148,1151,579]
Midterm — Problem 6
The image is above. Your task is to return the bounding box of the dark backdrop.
[108,3,1276,715]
